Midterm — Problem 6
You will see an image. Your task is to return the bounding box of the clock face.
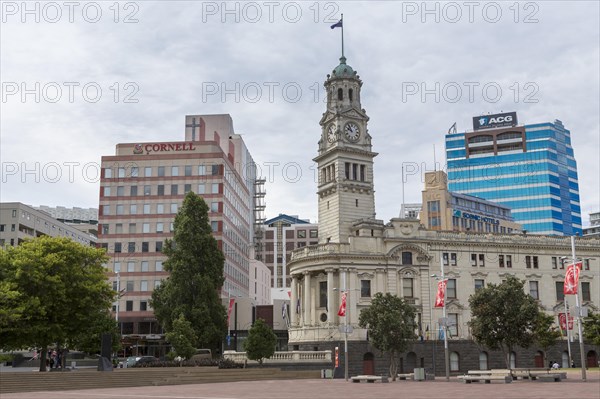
[344,122,360,141]
[327,125,336,143]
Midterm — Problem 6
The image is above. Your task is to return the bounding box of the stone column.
[326,268,334,324]
[348,268,357,325]
[290,274,298,326]
[303,271,311,326]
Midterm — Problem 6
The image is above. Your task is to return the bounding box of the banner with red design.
[227,298,235,326]
[558,313,574,331]
[338,292,347,316]
[434,279,448,308]
[563,262,582,295]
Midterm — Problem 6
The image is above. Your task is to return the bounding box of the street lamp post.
[334,270,351,382]
[431,254,450,381]
[569,236,586,381]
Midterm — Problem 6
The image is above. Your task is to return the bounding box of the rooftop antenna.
[433,144,437,171]
[401,164,405,217]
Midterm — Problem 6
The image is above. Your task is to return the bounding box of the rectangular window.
[142,242,149,252]
[115,223,123,233]
[450,253,457,266]
[155,260,163,272]
[130,204,137,214]
[114,242,122,253]
[157,185,165,196]
[157,203,164,213]
[533,256,539,269]
[555,281,564,301]
[581,282,591,301]
[319,281,327,308]
[130,186,138,196]
[198,184,205,194]
[156,222,164,233]
[171,166,179,176]
[471,254,477,267]
[447,279,457,299]
[156,241,163,252]
[102,225,109,235]
[144,167,152,177]
[185,165,192,176]
[158,166,165,177]
[584,259,590,271]
[127,261,135,272]
[170,203,177,213]
[427,200,440,212]
[211,221,218,232]
[140,280,148,291]
[143,204,151,214]
[125,301,133,311]
[141,261,149,272]
[171,184,178,195]
[211,202,219,212]
[499,254,505,268]
[402,251,413,265]
[198,165,206,175]
[154,280,161,288]
[128,223,136,234]
[529,281,539,299]
[140,301,148,311]
[184,184,192,194]
[310,230,318,238]
[443,253,449,266]
[526,256,532,269]
[114,262,121,273]
[104,168,113,178]
[126,281,134,292]
[298,230,306,238]
[474,279,485,291]
[211,165,219,175]
[116,205,124,215]
[403,278,413,298]
[552,257,558,269]
[144,185,151,195]
[448,313,458,337]
[128,242,135,253]
[506,255,512,268]
[103,186,111,196]
[361,280,371,297]
[211,183,219,194]
[479,254,485,267]
[118,167,125,178]
[142,223,150,233]
[117,186,125,196]
[131,167,138,177]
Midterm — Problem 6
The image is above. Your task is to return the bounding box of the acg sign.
[473,111,518,131]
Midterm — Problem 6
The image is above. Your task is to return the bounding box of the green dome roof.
[331,56,356,79]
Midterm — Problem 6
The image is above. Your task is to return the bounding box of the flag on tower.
[330,18,343,29]
[563,262,582,295]
[338,292,347,316]
[434,279,448,308]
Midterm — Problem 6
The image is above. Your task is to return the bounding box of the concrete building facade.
[97,114,257,354]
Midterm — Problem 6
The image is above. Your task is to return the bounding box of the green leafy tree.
[583,311,600,346]
[533,312,562,367]
[166,314,198,360]
[244,318,277,365]
[151,192,227,353]
[70,310,121,355]
[468,276,541,368]
[0,236,114,371]
[358,293,417,380]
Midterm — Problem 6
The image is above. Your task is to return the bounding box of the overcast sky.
[1,1,599,227]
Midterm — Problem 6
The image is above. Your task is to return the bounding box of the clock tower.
[314,56,378,244]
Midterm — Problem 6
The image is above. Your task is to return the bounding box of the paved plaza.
[1,370,598,399]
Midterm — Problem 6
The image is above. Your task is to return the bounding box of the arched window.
[479,352,488,370]
[349,88,353,101]
[337,88,343,100]
[450,352,460,371]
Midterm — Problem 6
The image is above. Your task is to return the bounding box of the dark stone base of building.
[291,339,599,377]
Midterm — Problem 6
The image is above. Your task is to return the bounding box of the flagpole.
[563,298,572,367]
[341,14,344,58]
[571,236,586,381]
[344,269,348,381]
[441,255,449,381]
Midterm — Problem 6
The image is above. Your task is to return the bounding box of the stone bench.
[397,373,414,380]
[537,374,563,382]
[351,375,383,383]
[459,374,512,384]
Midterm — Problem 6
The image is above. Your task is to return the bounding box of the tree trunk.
[39,347,47,372]
[389,352,398,381]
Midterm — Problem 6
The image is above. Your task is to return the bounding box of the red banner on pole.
[564,262,582,295]
[227,298,235,325]
[338,292,347,316]
[434,279,448,308]
[558,313,574,331]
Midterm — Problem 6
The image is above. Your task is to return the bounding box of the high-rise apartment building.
[446,113,582,236]
[97,114,257,354]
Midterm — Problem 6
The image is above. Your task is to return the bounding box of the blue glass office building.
[445,114,582,236]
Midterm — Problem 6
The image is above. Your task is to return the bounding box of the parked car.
[124,356,159,368]
[190,349,212,362]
